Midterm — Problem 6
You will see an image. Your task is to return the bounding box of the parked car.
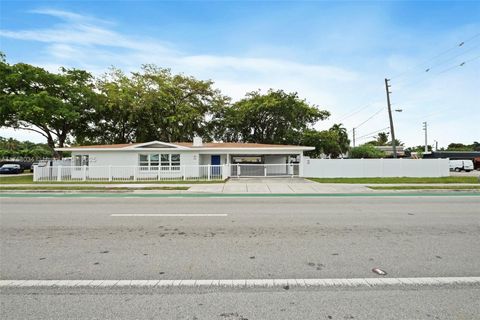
[449,159,474,172]
[0,163,23,174]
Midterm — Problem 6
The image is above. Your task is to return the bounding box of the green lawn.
[368,185,480,190]
[0,186,189,191]
[0,174,225,185]
[0,175,34,184]
[308,176,479,184]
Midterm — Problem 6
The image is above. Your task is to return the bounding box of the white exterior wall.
[199,154,210,165]
[71,151,201,166]
[182,152,200,178]
[303,158,449,178]
[72,151,137,166]
[70,151,202,179]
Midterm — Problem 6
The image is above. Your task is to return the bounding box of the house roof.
[55,141,314,151]
[66,143,143,149]
[173,142,304,148]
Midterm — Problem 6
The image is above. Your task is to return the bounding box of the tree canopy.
[0,136,51,159]
[218,89,330,144]
[0,57,98,156]
[349,144,386,159]
[1,55,356,159]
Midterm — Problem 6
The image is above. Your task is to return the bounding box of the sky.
[0,0,479,148]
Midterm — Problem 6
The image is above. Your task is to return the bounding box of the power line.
[355,126,391,141]
[353,107,385,129]
[422,43,480,73]
[336,104,373,122]
[437,54,480,74]
[390,32,480,80]
[395,53,480,94]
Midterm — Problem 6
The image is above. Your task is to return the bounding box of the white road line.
[1,277,479,288]
[110,214,228,217]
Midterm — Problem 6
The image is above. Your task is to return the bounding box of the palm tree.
[329,123,350,156]
[368,132,389,146]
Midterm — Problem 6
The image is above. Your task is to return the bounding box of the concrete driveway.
[188,178,371,194]
[450,170,480,177]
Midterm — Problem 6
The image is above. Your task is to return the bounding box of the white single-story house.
[48,138,314,181]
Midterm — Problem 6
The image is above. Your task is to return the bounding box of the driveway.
[450,170,480,177]
[188,178,372,194]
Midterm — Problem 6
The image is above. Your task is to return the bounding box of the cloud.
[1,8,479,147]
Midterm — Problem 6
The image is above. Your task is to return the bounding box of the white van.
[449,159,474,172]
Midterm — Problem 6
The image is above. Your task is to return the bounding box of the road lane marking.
[1,277,479,288]
[110,213,228,217]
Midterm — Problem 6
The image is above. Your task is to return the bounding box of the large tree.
[74,68,141,144]
[300,124,350,159]
[134,65,229,142]
[219,89,330,144]
[0,55,98,156]
[76,65,229,144]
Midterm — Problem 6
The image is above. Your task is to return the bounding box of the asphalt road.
[1,195,480,319]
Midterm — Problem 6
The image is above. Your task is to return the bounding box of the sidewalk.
[0,179,372,194]
[189,179,372,194]
[1,178,478,194]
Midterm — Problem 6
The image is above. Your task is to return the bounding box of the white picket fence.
[33,163,301,182]
[33,165,226,182]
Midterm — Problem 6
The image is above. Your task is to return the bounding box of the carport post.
[57,166,62,182]
[299,153,304,177]
[264,165,267,177]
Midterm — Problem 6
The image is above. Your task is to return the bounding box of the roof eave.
[55,146,315,152]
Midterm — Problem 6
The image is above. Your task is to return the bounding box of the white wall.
[72,151,201,167]
[72,151,138,166]
[70,151,201,179]
[303,158,449,178]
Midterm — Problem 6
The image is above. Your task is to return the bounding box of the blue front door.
[211,155,221,165]
[211,155,221,176]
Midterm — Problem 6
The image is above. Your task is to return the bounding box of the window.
[160,154,170,167]
[74,155,89,167]
[150,154,159,168]
[139,154,149,168]
[82,155,89,166]
[139,154,178,170]
[74,155,82,166]
[171,154,180,170]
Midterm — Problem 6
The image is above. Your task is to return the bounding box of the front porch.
[199,154,302,177]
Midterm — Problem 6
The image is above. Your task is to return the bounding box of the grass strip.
[308,176,479,184]
[368,185,480,190]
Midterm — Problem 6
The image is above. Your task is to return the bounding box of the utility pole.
[423,122,428,153]
[384,78,397,158]
[352,128,356,148]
